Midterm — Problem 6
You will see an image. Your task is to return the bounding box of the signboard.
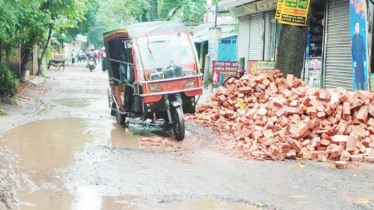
[248,60,277,75]
[257,0,269,10]
[212,61,239,85]
[350,0,370,91]
[268,0,278,8]
[305,57,322,88]
[275,0,284,19]
[278,0,311,26]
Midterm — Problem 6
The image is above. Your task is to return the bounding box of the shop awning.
[191,23,237,43]
[219,0,259,8]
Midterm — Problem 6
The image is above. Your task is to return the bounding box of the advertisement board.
[275,0,284,20]
[248,60,277,75]
[278,0,311,26]
[350,0,370,91]
[212,61,239,85]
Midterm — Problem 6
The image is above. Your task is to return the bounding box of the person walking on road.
[97,50,102,64]
[77,50,82,63]
[71,50,76,65]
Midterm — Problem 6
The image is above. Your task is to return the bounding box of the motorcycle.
[87,58,96,72]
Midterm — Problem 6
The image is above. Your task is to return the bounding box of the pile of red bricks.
[186,71,374,168]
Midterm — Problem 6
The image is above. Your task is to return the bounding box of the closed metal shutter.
[238,16,250,69]
[249,13,264,60]
[324,0,353,90]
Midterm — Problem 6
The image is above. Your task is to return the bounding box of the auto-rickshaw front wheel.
[172,106,185,141]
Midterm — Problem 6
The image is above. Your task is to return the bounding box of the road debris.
[187,71,374,168]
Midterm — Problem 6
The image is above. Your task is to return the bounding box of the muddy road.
[1,64,374,210]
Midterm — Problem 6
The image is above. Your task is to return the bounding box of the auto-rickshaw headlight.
[184,80,196,89]
[149,85,163,92]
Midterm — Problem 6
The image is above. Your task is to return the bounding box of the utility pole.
[215,3,218,28]
[203,54,211,88]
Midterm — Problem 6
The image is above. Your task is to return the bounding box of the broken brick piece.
[335,161,348,169]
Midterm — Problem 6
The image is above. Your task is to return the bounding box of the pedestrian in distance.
[71,50,76,65]
[77,50,82,63]
[97,50,102,64]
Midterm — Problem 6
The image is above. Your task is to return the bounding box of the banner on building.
[350,0,370,91]
[275,0,284,20]
[278,0,311,26]
[248,60,277,75]
[212,61,239,85]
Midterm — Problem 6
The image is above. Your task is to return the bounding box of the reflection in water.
[0,118,201,210]
[0,118,91,170]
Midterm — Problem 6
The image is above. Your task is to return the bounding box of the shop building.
[220,0,374,91]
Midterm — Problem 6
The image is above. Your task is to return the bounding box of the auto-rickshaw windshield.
[137,33,197,80]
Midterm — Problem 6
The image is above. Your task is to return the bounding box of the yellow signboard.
[278,0,311,26]
[275,0,284,20]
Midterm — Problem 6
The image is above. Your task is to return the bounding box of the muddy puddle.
[102,197,258,210]
[52,98,91,108]
[63,89,107,95]
[0,118,199,170]
[0,118,201,209]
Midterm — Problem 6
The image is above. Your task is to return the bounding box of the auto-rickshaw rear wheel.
[172,106,185,141]
[113,102,126,125]
[111,102,116,116]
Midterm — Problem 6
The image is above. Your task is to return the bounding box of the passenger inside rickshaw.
[107,38,134,111]
[137,33,196,81]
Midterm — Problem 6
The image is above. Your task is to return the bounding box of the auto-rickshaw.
[103,21,203,140]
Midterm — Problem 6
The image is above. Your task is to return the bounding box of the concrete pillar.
[208,27,221,73]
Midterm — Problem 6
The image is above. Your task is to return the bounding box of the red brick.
[331,135,349,143]
[270,82,278,93]
[263,129,274,139]
[339,91,350,102]
[317,112,326,118]
[346,136,357,152]
[350,155,363,162]
[310,99,325,112]
[330,146,344,158]
[335,161,348,169]
[356,105,369,121]
[320,139,331,146]
[290,140,302,153]
[218,95,226,102]
[362,137,372,148]
[318,155,327,162]
[287,150,297,159]
[297,123,309,136]
[268,145,279,156]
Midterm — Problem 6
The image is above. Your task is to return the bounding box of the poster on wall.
[278,0,311,26]
[305,58,322,88]
[248,61,277,75]
[350,0,370,91]
[212,61,239,85]
[275,0,284,20]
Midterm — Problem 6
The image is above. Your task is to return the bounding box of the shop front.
[231,0,279,69]
[222,0,374,91]
[306,0,373,91]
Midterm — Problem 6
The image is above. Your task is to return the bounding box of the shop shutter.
[249,13,264,60]
[238,16,250,69]
[324,0,353,90]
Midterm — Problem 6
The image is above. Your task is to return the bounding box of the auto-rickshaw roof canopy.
[103,21,189,42]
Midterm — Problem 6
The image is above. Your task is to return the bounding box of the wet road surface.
[1,64,374,209]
